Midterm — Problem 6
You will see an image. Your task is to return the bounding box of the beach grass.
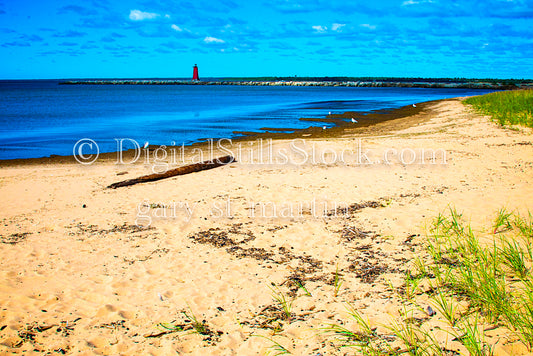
[333,263,344,297]
[324,208,533,354]
[182,308,211,336]
[270,285,295,320]
[253,335,292,355]
[464,89,533,127]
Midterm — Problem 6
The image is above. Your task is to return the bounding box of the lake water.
[0,80,496,160]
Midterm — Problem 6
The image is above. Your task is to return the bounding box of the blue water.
[0,80,496,160]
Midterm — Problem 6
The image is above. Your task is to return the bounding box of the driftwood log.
[107,155,235,189]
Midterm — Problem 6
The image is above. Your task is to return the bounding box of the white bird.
[322,126,327,130]
[351,118,358,123]
[328,111,331,115]
[143,141,149,149]
[412,104,417,108]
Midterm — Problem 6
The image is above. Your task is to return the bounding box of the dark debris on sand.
[226,246,275,261]
[67,222,155,239]
[348,243,404,283]
[1,232,31,245]
[327,200,384,217]
[190,225,255,248]
[337,226,377,242]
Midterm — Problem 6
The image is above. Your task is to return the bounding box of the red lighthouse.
[192,64,200,81]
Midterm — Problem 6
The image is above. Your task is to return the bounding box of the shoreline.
[0,99,436,167]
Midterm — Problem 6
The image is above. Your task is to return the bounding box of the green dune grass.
[464,89,533,128]
[324,209,533,355]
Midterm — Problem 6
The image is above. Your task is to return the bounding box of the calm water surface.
[0,80,496,160]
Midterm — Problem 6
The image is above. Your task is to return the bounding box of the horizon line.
[1,76,532,82]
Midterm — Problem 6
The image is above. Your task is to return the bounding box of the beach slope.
[1,98,532,355]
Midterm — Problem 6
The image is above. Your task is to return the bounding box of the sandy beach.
[1,97,532,355]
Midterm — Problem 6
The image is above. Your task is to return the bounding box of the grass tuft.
[270,285,295,320]
[464,89,533,128]
[493,208,513,234]
[333,263,343,297]
[182,307,210,336]
[254,335,291,355]
[430,289,460,327]
[296,281,312,297]
[427,209,533,348]
[322,304,394,354]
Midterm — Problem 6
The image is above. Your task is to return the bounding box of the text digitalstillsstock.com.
[74,138,446,172]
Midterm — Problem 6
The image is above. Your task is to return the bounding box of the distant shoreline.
[59,79,530,90]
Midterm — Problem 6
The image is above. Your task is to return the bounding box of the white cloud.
[312,25,327,33]
[402,0,434,5]
[129,9,159,21]
[204,36,225,43]
[171,24,183,32]
[331,23,345,32]
[360,23,376,30]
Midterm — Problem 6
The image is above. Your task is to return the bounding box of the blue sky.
[0,0,532,79]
